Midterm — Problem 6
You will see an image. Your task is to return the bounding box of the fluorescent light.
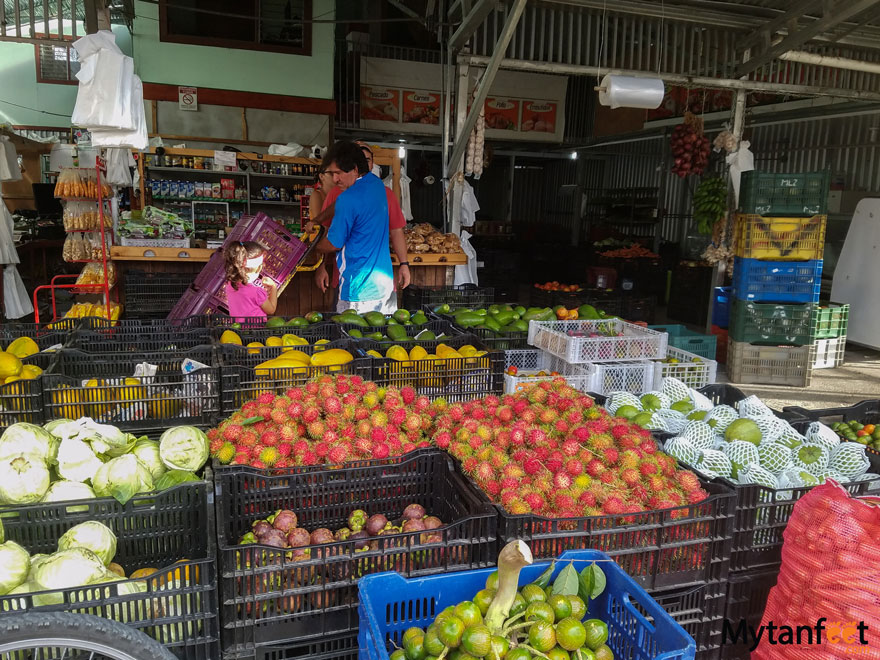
[570,151,578,159]
[398,145,406,158]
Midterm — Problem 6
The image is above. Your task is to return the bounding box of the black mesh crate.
[359,334,504,402]
[0,352,56,430]
[739,170,830,216]
[493,477,734,591]
[213,322,346,346]
[43,347,220,431]
[622,294,657,323]
[403,284,495,310]
[0,481,220,660]
[342,319,460,344]
[465,326,530,350]
[215,450,497,654]
[123,270,197,320]
[225,632,358,660]
[645,580,727,660]
[69,327,213,354]
[80,316,215,331]
[218,341,369,412]
[720,569,779,660]
[0,321,75,350]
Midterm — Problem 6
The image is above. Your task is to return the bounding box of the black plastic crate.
[43,347,220,431]
[784,399,880,459]
[494,477,734,591]
[622,294,657,323]
[342,319,460,344]
[215,451,497,654]
[0,352,56,430]
[0,481,220,660]
[720,569,779,660]
[645,580,727,660]
[0,321,74,350]
[359,334,504,402]
[403,284,495,310]
[226,632,359,660]
[124,270,197,319]
[69,327,213,353]
[213,322,346,346]
[466,326,530,350]
[218,341,369,412]
[80,316,215,331]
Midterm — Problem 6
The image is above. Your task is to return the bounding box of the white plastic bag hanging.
[460,180,479,228]
[0,198,18,264]
[268,143,304,157]
[0,137,22,182]
[104,148,135,187]
[454,230,478,286]
[89,75,147,150]
[726,140,754,208]
[3,265,33,319]
[71,31,135,131]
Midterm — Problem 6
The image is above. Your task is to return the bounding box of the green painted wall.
[0,26,132,127]
[132,0,335,99]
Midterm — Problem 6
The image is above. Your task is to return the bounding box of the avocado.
[285,317,308,328]
[514,306,526,316]
[386,324,408,341]
[364,311,387,327]
[510,319,529,332]
[266,317,286,328]
[368,332,385,341]
[348,329,363,338]
[493,311,515,327]
[415,329,436,341]
[304,311,323,324]
[454,311,484,328]
[340,313,369,328]
[433,303,451,315]
[393,309,411,323]
[488,304,501,315]
[387,317,399,325]
[411,311,429,325]
[474,308,488,316]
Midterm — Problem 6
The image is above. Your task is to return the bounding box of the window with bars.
[36,42,80,84]
[159,0,311,55]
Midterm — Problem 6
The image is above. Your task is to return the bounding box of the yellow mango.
[366,350,383,358]
[19,364,42,380]
[386,345,409,362]
[6,337,39,359]
[459,345,477,357]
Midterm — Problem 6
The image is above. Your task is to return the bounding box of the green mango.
[387,317,399,325]
[510,319,529,332]
[304,311,323,324]
[285,317,308,328]
[433,303,451,315]
[348,329,363,338]
[415,329,436,341]
[454,312,484,328]
[368,332,385,341]
[411,312,429,325]
[514,306,526,316]
[393,309,411,323]
[266,317,286,328]
[493,311,515,327]
[330,315,346,323]
[483,316,502,332]
[474,308,488,316]
[340,313,369,328]
[488,304,501,315]
[386,324,408,341]
[364,311,387,327]
[578,304,601,320]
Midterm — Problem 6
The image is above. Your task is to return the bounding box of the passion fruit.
[525,601,555,624]
[555,617,587,651]
[454,601,483,627]
[460,624,491,657]
[547,594,572,621]
[528,621,557,653]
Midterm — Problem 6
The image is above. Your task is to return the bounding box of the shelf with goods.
[584,186,664,255]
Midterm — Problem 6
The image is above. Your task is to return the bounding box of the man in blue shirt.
[316,141,410,313]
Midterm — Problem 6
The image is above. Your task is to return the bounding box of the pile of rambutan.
[207,373,438,468]
[431,378,710,518]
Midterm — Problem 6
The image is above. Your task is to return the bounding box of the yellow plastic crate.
[733,214,826,261]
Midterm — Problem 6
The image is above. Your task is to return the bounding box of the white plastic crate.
[503,349,542,371]
[653,345,718,390]
[813,336,846,369]
[584,360,655,395]
[527,319,668,364]
[503,351,593,394]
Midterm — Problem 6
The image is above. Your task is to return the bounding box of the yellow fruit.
[386,345,409,362]
[0,380,26,412]
[314,339,330,345]
[148,393,182,419]
[310,348,354,367]
[266,336,283,347]
[129,567,159,580]
[459,345,478,357]
[421,354,443,388]
[247,341,264,354]
[436,344,463,360]
[108,563,126,578]
[282,334,308,347]
[220,330,242,345]
[4,376,21,384]
[5,337,39,359]
[409,345,428,361]
[366,350,383,358]
[19,365,43,380]
[0,353,22,379]
[51,385,87,419]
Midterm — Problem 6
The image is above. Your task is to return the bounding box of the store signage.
[178,86,198,112]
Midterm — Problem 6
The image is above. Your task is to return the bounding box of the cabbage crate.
[358,549,699,660]
[727,340,816,388]
[654,345,718,390]
[0,481,220,660]
[733,214,826,261]
[214,451,497,656]
[528,319,668,363]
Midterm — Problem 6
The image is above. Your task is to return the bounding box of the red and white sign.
[178,86,198,112]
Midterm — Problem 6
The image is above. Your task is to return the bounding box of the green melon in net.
[757,442,793,475]
[815,468,849,484]
[775,422,807,450]
[793,444,830,476]
[681,420,717,450]
[664,437,701,466]
[660,377,690,403]
[606,391,642,415]
[805,422,841,451]
[706,405,739,432]
[723,440,761,479]
[696,449,733,478]
[737,395,773,418]
[737,463,779,489]
[830,442,871,479]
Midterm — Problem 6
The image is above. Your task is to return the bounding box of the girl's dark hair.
[224,241,265,290]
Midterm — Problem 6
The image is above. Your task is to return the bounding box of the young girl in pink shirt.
[223,241,278,321]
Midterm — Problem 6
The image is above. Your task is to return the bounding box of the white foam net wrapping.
[664,437,701,466]
[605,391,642,415]
[660,377,690,403]
[706,405,739,432]
[696,449,733,478]
[793,444,830,476]
[681,420,718,450]
[758,442,793,475]
[829,442,871,479]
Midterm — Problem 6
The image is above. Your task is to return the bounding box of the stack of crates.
[728,171,830,387]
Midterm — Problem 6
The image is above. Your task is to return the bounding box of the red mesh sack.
[753,481,880,659]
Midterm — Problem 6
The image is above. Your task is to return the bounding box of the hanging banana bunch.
[693,176,728,235]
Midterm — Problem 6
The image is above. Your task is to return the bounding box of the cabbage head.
[131,438,166,481]
[0,454,51,504]
[92,455,153,505]
[34,548,107,591]
[56,437,104,483]
[155,470,199,491]
[58,521,117,566]
[27,554,49,582]
[0,540,30,595]
[0,423,59,464]
[159,426,208,472]
[43,419,73,437]
[42,481,97,513]
[75,573,148,623]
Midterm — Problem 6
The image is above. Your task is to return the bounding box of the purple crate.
[192,252,226,290]
[167,284,227,320]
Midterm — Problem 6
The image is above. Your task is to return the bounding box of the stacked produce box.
[728,170,835,387]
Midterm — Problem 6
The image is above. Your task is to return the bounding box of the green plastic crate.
[739,171,830,216]
[729,300,814,346]
[812,303,849,339]
[648,324,717,360]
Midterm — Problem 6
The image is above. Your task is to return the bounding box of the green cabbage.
[27,554,49,582]
[154,469,200,491]
[34,548,107,591]
[43,419,73,437]
[0,540,30,595]
[131,438,166,481]
[57,521,117,566]
[159,426,208,472]
[42,481,97,513]
[0,454,51,504]
[56,437,104,483]
[92,455,153,505]
[0,423,59,465]
[75,573,148,622]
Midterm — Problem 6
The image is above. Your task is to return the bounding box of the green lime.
[510,593,528,617]
[404,634,427,660]
[454,601,483,627]
[525,601,556,624]
[567,595,587,621]
[485,571,499,591]
[594,644,614,660]
[547,594,572,621]
[473,588,496,616]
[528,621,557,653]
[489,635,509,660]
[583,619,609,650]
[460,624,491,657]
[555,617,587,651]
[403,628,424,646]
[437,615,465,648]
[424,627,445,656]
[547,647,571,660]
[506,650,533,660]
[521,584,547,604]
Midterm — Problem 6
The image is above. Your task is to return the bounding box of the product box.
[221,178,234,199]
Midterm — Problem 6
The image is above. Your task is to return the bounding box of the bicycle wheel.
[0,611,176,660]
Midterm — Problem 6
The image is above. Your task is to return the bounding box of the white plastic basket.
[813,336,846,369]
[583,360,655,395]
[528,319,668,363]
[503,351,592,394]
[653,345,718,390]
[503,349,542,372]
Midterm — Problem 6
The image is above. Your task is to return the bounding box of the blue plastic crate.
[648,324,717,360]
[731,257,822,304]
[358,549,696,660]
[713,287,732,328]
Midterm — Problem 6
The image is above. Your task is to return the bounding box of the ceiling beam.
[735,0,880,77]
[387,0,425,23]
[449,0,499,51]
[740,0,826,50]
